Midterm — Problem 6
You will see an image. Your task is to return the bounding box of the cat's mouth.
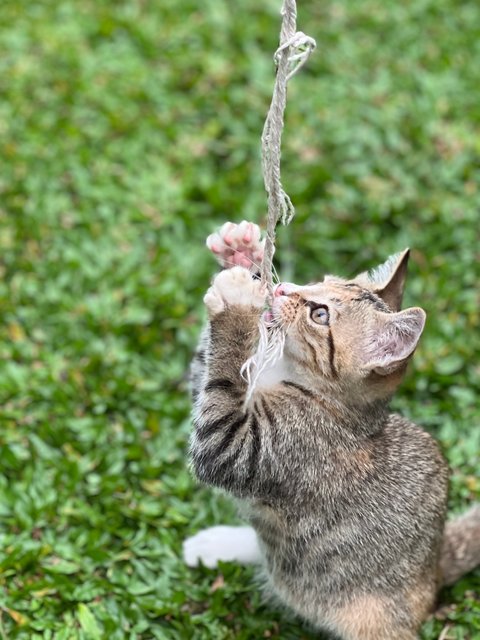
[262,295,291,328]
[263,309,275,324]
[262,307,286,332]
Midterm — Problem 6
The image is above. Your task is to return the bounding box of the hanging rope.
[260,0,316,301]
[242,0,316,403]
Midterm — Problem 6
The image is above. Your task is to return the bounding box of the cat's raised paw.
[204,266,266,316]
[206,221,265,272]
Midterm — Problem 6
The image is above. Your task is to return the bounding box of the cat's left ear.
[355,249,410,311]
[362,306,426,376]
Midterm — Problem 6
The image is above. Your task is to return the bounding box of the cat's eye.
[310,305,329,325]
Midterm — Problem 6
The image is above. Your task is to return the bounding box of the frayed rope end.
[241,316,286,405]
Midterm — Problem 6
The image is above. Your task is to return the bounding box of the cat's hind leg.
[206,221,265,272]
[183,526,262,568]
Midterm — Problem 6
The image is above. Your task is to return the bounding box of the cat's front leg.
[201,265,266,389]
[190,221,264,399]
[190,267,267,496]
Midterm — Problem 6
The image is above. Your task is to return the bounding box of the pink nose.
[274,284,286,297]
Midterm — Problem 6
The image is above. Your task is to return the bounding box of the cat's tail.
[440,505,480,586]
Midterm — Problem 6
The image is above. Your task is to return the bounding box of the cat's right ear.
[354,249,410,311]
[373,249,410,312]
[362,307,426,376]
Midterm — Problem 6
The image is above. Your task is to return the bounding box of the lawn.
[0,0,478,638]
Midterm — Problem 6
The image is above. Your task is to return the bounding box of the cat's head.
[271,250,426,403]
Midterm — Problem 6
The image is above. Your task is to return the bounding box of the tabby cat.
[184,221,480,640]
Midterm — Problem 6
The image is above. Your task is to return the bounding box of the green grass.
[0,0,478,637]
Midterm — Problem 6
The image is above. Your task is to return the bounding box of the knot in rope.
[274,31,316,80]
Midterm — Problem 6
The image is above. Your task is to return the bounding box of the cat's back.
[381,412,448,494]
[318,411,449,536]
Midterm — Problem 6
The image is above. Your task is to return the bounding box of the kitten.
[184,221,480,640]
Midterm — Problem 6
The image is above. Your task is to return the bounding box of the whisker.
[219,256,265,275]
[223,247,260,271]
[271,261,281,285]
[218,248,280,285]
[224,249,264,275]
[265,259,281,287]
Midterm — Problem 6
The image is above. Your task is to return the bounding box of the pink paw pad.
[206,221,265,272]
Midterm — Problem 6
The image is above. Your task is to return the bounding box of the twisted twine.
[243,0,315,403]
[260,0,316,301]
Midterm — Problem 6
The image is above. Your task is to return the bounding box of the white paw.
[206,221,265,272]
[183,526,261,568]
[204,266,266,316]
